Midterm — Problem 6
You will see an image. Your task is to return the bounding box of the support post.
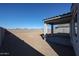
[51,24,53,35]
[72,19,75,37]
[70,21,72,39]
[44,23,48,40]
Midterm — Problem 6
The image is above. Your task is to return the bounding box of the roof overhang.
[44,12,72,25]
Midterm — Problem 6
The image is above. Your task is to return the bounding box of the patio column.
[44,23,48,40]
[51,24,53,35]
[70,18,75,40]
[72,19,75,37]
[70,21,72,38]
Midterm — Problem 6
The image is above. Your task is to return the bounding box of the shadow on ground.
[0,28,43,56]
[40,34,76,56]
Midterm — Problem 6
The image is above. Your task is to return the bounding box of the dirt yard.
[6,29,58,56]
[0,29,75,56]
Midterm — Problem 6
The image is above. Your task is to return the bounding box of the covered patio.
[43,12,72,46]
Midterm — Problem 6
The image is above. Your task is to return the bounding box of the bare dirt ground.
[0,29,75,56]
[7,29,58,56]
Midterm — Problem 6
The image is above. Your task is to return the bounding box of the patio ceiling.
[44,12,72,24]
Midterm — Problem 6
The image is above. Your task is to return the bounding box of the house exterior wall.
[71,4,79,55]
[0,27,5,47]
[76,4,79,55]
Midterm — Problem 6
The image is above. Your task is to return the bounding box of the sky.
[0,3,71,29]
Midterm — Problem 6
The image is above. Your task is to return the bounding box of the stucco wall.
[71,4,79,55]
[0,27,5,47]
[76,4,79,55]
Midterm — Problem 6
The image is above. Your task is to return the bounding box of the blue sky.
[0,3,71,29]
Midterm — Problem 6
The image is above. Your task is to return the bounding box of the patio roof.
[44,12,72,24]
